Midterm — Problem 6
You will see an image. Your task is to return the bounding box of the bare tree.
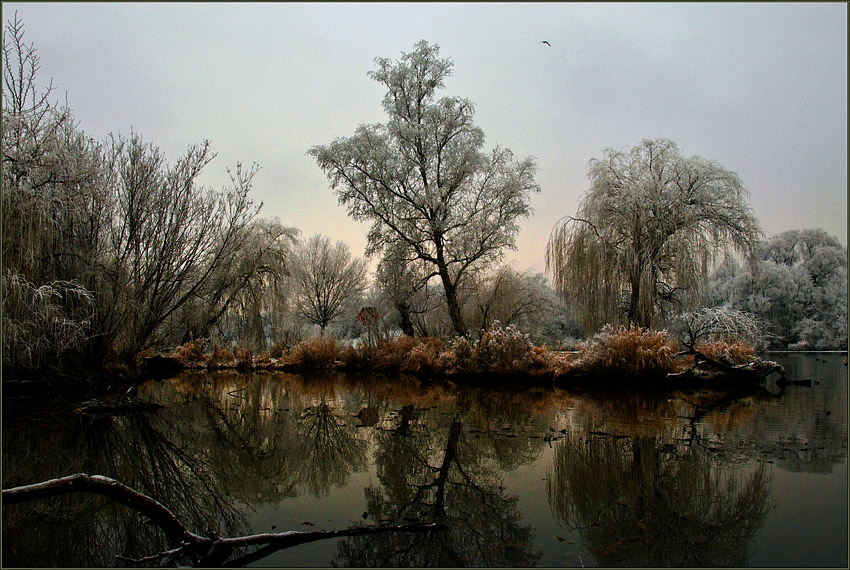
[93,133,261,361]
[2,15,274,372]
[547,138,762,332]
[169,217,299,350]
[310,40,539,337]
[288,235,368,335]
[468,265,554,335]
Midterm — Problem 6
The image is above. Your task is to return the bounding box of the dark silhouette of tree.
[334,410,541,566]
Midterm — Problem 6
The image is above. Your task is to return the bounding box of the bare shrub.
[206,344,234,368]
[233,348,253,368]
[677,306,768,351]
[432,323,556,377]
[374,336,420,371]
[694,340,757,366]
[403,337,445,375]
[437,336,476,375]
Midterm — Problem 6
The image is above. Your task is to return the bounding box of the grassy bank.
[155,324,781,387]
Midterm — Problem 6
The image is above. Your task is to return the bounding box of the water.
[2,353,847,567]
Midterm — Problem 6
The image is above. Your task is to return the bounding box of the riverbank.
[4,325,804,398]
[140,325,788,389]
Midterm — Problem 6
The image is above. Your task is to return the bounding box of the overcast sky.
[5,2,847,274]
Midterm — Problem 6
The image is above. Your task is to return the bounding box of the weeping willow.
[546,138,762,332]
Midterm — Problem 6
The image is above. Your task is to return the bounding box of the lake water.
[2,353,847,567]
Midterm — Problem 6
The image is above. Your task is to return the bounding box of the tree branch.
[2,473,446,567]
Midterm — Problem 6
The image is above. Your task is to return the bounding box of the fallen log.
[668,349,785,383]
[2,473,445,567]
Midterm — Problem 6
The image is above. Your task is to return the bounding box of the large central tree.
[310,40,539,336]
[546,138,762,332]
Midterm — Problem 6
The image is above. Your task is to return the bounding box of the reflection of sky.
[238,459,378,567]
[751,461,849,568]
[505,446,591,567]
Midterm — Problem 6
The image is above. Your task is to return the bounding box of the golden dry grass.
[694,339,757,365]
[286,336,343,368]
[573,325,679,378]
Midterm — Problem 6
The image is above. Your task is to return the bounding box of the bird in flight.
[540,40,551,46]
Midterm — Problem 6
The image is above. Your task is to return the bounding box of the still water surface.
[2,353,847,567]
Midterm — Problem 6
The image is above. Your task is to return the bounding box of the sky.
[4,2,847,276]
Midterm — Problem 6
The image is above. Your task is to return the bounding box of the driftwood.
[2,473,445,567]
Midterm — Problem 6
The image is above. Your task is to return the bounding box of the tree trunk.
[435,264,467,337]
[397,302,415,337]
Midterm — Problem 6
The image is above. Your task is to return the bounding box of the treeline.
[0,19,576,381]
[709,228,847,350]
[2,20,845,382]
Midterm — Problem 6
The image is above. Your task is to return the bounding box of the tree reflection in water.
[548,431,772,567]
[162,372,369,501]
[2,408,246,567]
[5,361,844,567]
[334,405,541,567]
[295,399,367,496]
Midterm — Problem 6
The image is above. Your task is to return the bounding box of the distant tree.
[310,40,539,337]
[709,229,847,350]
[288,235,368,335]
[374,242,432,337]
[468,265,552,335]
[547,138,762,332]
[169,217,299,351]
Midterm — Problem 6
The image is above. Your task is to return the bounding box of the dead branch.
[2,473,445,567]
[2,473,199,545]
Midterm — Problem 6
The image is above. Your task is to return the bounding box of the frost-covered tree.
[547,138,762,332]
[2,15,274,371]
[374,241,432,337]
[310,40,539,337]
[2,15,105,372]
[288,235,368,335]
[168,217,298,351]
[709,229,847,350]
